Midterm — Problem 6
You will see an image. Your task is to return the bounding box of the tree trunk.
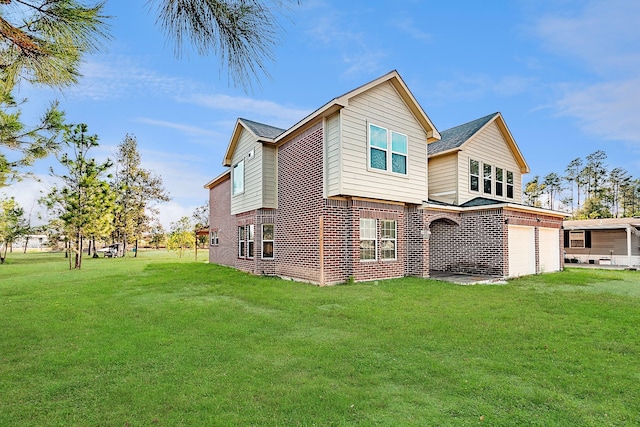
[134,239,138,258]
[23,235,30,253]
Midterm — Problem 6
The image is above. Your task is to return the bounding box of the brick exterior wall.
[275,121,325,283]
[427,209,506,276]
[208,123,564,284]
[208,176,237,267]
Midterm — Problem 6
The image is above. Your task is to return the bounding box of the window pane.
[360,240,376,260]
[496,168,503,181]
[507,171,514,184]
[248,224,254,240]
[484,179,492,194]
[381,240,396,260]
[381,220,396,239]
[262,224,274,240]
[262,241,274,258]
[233,160,244,195]
[496,182,503,196]
[391,132,407,154]
[360,218,376,239]
[370,148,387,170]
[369,124,387,149]
[470,159,479,175]
[483,164,492,179]
[471,175,479,192]
[392,153,406,174]
[507,184,514,199]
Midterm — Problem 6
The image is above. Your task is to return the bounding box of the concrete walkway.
[429,271,507,285]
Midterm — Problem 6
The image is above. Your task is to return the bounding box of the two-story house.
[205,71,566,285]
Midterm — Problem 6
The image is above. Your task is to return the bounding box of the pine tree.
[41,124,114,269]
[112,134,169,257]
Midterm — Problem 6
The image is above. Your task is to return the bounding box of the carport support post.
[627,225,632,267]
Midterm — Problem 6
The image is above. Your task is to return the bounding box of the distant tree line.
[524,149,640,219]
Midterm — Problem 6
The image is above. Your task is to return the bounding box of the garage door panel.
[539,227,560,273]
[508,225,535,277]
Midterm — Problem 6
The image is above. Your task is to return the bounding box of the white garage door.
[539,227,560,273]
[508,225,535,277]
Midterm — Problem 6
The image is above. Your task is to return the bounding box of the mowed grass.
[1,253,639,426]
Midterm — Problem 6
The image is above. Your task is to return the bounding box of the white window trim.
[569,231,585,249]
[247,224,255,259]
[470,159,480,192]
[210,230,219,246]
[495,167,504,197]
[360,218,377,261]
[238,226,245,258]
[380,220,397,261]
[261,224,274,260]
[483,163,493,195]
[232,159,245,196]
[367,123,409,176]
[506,170,514,199]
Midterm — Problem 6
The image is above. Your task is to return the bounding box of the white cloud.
[65,56,200,101]
[555,78,640,143]
[392,16,431,44]
[135,117,223,138]
[1,175,60,226]
[430,73,537,102]
[534,0,640,76]
[532,0,640,144]
[182,93,310,127]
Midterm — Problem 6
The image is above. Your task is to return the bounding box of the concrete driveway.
[429,270,507,285]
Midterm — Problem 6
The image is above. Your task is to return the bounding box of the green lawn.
[1,252,639,426]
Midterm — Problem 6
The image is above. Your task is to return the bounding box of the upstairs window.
[232,160,244,195]
[506,171,514,199]
[495,168,504,197]
[483,164,492,194]
[369,124,408,175]
[470,159,480,192]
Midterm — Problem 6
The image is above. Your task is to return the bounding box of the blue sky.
[5,0,640,228]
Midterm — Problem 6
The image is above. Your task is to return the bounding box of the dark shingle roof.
[459,197,505,208]
[239,118,286,139]
[428,112,499,156]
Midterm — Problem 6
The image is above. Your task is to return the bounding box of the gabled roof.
[427,112,530,174]
[223,118,286,166]
[428,113,498,155]
[240,118,286,140]
[275,70,441,144]
[222,70,441,165]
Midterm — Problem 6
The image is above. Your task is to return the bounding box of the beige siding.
[325,113,341,196]
[337,81,428,204]
[262,145,277,208]
[457,122,523,205]
[567,229,639,256]
[428,152,458,204]
[230,129,262,215]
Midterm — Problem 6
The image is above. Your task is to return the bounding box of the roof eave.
[204,169,231,189]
